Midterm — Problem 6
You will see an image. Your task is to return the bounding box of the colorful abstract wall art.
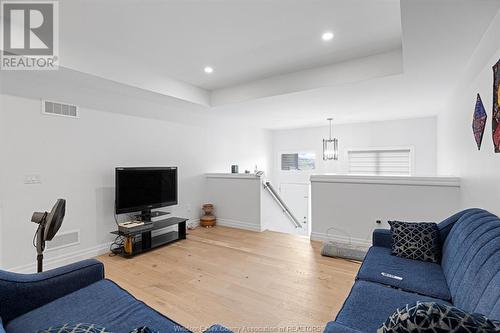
[473,94,487,150]
[493,59,500,153]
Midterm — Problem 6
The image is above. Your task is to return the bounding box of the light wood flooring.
[98,226,360,332]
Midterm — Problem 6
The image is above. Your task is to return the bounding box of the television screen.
[115,167,178,214]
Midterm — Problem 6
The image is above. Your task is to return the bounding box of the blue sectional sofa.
[325,208,500,333]
[0,259,229,333]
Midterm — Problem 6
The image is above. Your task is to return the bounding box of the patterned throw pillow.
[378,302,500,333]
[129,327,159,333]
[38,324,159,333]
[388,221,440,263]
[38,323,110,333]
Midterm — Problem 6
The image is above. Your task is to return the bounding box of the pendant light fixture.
[323,118,338,160]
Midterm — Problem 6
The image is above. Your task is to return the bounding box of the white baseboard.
[310,231,371,251]
[8,242,111,274]
[216,218,262,232]
[8,219,203,274]
[187,218,200,229]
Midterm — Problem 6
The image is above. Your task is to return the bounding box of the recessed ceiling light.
[322,31,334,41]
[204,66,214,74]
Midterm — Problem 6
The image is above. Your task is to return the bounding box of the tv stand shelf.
[111,217,187,257]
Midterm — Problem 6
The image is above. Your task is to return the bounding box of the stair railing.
[263,181,302,229]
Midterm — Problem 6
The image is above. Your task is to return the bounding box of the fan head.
[44,199,66,241]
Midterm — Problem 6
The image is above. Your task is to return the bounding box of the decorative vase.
[200,204,216,228]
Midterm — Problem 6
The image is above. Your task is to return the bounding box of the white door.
[280,183,309,236]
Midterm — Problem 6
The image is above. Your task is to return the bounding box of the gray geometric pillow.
[38,324,159,333]
[389,221,440,263]
[378,302,500,333]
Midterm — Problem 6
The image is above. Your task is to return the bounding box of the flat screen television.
[115,167,178,216]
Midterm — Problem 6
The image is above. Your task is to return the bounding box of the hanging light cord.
[329,119,332,139]
[327,118,333,140]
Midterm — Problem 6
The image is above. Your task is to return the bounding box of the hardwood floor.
[98,226,360,332]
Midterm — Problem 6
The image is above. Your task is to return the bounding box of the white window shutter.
[281,153,299,170]
[348,149,411,176]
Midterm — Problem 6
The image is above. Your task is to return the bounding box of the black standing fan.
[31,199,66,272]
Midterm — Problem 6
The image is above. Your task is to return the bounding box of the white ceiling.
[2,0,500,130]
[208,0,500,128]
[60,0,402,91]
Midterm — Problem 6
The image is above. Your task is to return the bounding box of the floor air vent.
[42,100,78,118]
[46,230,80,251]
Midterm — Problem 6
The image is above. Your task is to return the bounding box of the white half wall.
[310,175,461,248]
[0,94,271,272]
[204,173,302,234]
[205,174,263,232]
[437,8,500,215]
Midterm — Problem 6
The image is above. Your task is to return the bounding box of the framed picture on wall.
[493,58,500,153]
[473,94,487,150]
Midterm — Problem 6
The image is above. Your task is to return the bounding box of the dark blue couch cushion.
[437,209,478,242]
[441,209,500,319]
[357,246,451,300]
[5,279,190,333]
[323,321,362,333]
[372,229,392,248]
[0,259,104,324]
[335,280,450,333]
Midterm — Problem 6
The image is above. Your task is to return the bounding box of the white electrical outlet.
[24,174,41,184]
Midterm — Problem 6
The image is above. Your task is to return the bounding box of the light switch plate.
[24,174,41,184]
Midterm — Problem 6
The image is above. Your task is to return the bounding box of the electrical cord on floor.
[111,210,143,256]
[109,235,125,256]
[111,209,142,257]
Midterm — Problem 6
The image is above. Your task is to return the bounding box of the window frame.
[279,151,317,172]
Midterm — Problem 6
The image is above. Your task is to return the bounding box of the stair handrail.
[263,181,302,229]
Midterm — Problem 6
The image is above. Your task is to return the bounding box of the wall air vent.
[42,100,79,118]
[46,230,80,251]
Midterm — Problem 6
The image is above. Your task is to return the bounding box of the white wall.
[205,174,263,232]
[0,94,271,271]
[204,174,302,235]
[271,117,437,186]
[310,175,461,248]
[437,8,500,216]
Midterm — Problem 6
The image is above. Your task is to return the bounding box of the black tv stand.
[111,217,187,257]
[136,210,170,221]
